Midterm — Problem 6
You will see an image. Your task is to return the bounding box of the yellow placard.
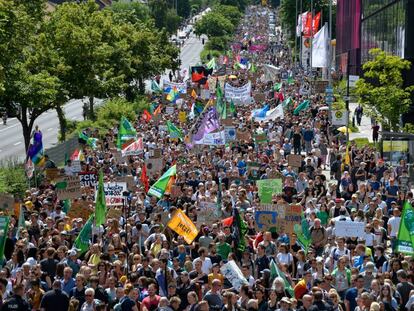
[167,209,199,244]
[178,111,187,123]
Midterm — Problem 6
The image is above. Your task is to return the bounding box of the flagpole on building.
[299,0,303,67]
[295,0,298,67]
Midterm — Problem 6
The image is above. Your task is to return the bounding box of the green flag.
[250,63,257,73]
[293,100,310,116]
[78,131,98,149]
[95,170,107,227]
[270,259,294,296]
[396,201,414,255]
[273,82,282,92]
[234,208,247,252]
[62,199,71,214]
[166,121,184,141]
[229,99,236,115]
[282,97,293,109]
[74,214,94,254]
[0,216,10,262]
[287,76,295,85]
[151,80,162,93]
[294,212,312,253]
[16,207,25,240]
[148,165,176,199]
[206,57,217,70]
[117,116,137,149]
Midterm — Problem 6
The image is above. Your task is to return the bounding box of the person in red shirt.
[141,283,160,311]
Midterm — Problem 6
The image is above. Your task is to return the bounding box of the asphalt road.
[0,33,204,161]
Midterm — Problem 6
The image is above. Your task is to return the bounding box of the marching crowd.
[1,5,414,311]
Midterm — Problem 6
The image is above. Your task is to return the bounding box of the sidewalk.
[348,102,373,143]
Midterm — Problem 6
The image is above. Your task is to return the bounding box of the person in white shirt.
[388,207,401,252]
[193,247,212,275]
[360,224,376,248]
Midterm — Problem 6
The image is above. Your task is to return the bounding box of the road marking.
[0,124,18,133]
[47,127,53,131]
[13,141,21,146]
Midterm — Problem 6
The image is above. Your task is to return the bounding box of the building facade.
[335,0,361,75]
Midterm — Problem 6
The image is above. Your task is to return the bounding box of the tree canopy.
[355,48,414,131]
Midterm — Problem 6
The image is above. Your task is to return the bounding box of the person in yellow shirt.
[208,263,224,288]
[88,244,102,273]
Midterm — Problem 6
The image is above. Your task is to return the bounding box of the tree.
[46,1,127,120]
[194,11,234,38]
[355,48,414,131]
[0,0,60,152]
[177,0,191,19]
[212,5,242,26]
[111,1,151,23]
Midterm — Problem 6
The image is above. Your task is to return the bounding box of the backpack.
[114,296,127,311]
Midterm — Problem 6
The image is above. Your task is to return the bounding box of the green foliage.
[211,5,242,25]
[403,123,414,134]
[96,97,137,125]
[355,48,414,131]
[351,138,374,148]
[206,36,231,51]
[200,49,222,63]
[0,161,27,198]
[149,0,182,34]
[194,11,234,37]
[177,0,192,18]
[111,1,151,23]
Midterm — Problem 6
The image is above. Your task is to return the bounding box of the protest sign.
[220,260,248,291]
[163,80,187,93]
[178,111,187,123]
[221,119,233,126]
[236,129,251,142]
[256,179,282,203]
[225,81,252,104]
[194,130,226,145]
[287,154,302,168]
[0,194,14,215]
[200,89,210,100]
[98,182,127,206]
[45,168,60,181]
[247,162,261,180]
[254,133,268,144]
[71,160,82,173]
[56,176,81,200]
[166,106,175,115]
[208,75,226,93]
[79,172,97,188]
[167,209,199,244]
[107,208,123,220]
[255,210,278,232]
[224,127,236,142]
[145,158,163,177]
[335,221,365,238]
[0,216,10,260]
[197,201,219,226]
[149,148,162,158]
[67,199,92,221]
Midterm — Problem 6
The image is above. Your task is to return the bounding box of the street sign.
[343,96,351,101]
[349,75,359,88]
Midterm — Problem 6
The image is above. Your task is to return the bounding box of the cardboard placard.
[247,162,261,180]
[287,154,302,168]
[149,149,162,159]
[254,133,268,144]
[56,176,81,200]
[45,168,60,181]
[236,129,251,142]
[107,208,123,220]
[335,221,365,238]
[0,194,14,215]
[255,203,301,235]
[98,182,127,206]
[67,200,92,221]
[221,119,233,127]
[145,158,163,177]
[197,201,219,226]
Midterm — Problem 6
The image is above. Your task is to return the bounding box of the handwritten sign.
[79,172,97,188]
[256,179,282,203]
[255,210,278,232]
[45,168,60,181]
[56,176,81,200]
[197,201,219,226]
[220,260,248,291]
[256,203,301,235]
[287,154,302,168]
[67,200,92,221]
[0,194,14,215]
[98,182,127,206]
[145,158,163,177]
[335,221,365,238]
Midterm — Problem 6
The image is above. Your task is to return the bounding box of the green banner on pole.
[396,201,414,255]
[0,216,10,262]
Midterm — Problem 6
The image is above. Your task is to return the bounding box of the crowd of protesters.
[1,5,414,311]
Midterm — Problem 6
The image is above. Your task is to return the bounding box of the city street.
[0,33,204,161]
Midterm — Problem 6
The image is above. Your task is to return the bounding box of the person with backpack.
[329,238,351,271]
[114,284,139,311]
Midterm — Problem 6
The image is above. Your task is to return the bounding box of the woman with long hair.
[222,291,242,311]
[378,284,398,311]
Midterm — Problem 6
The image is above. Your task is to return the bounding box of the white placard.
[162,80,187,93]
[225,81,252,104]
[220,260,248,291]
[194,130,226,145]
[166,106,175,115]
[331,110,347,126]
[335,221,365,238]
[96,182,127,206]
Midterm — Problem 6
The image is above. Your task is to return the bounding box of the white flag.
[252,105,284,122]
[296,14,302,37]
[312,24,328,68]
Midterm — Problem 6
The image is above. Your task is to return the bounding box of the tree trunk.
[138,77,145,94]
[20,107,31,156]
[56,104,67,142]
[88,97,95,120]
